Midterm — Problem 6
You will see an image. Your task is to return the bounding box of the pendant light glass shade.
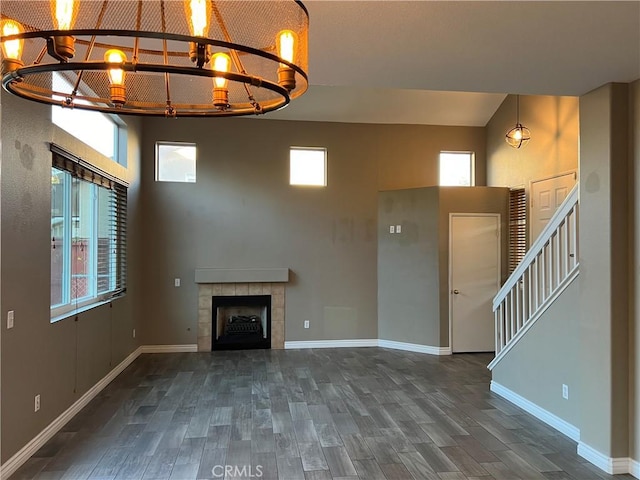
[505,95,531,149]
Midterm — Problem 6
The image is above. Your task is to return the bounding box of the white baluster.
[527,265,533,322]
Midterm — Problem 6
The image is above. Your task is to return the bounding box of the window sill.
[51,293,126,323]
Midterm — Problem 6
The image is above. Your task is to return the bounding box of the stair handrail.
[493,183,579,310]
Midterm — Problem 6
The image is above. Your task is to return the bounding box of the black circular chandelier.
[0,0,309,117]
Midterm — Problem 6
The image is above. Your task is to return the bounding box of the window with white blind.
[50,144,127,321]
[508,187,527,274]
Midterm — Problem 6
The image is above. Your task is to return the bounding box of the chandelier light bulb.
[105,49,127,105]
[0,19,24,61]
[184,0,210,37]
[276,30,297,91]
[184,0,212,66]
[212,52,231,89]
[211,52,231,108]
[52,0,77,30]
[277,30,297,65]
[105,49,126,85]
[48,0,78,59]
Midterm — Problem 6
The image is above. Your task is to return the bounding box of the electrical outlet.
[396,224,402,233]
[562,384,569,400]
[304,320,310,329]
[7,310,14,329]
[132,328,136,339]
[389,225,395,234]
[174,278,181,287]
[34,394,40,412]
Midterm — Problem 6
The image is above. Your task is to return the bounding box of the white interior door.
[530,172,576,243]
[450,214,500,353]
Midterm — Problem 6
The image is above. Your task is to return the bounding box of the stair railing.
[488,184,579,370]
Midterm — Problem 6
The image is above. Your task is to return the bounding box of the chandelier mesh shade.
[505,95,531,149]
[0,0,309,117]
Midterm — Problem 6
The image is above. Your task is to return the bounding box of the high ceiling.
[265,1,640,126]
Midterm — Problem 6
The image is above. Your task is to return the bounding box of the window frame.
[155,141,197,183]
[438,151,475,187]
[289,146,328,187]
[50,144,127,321]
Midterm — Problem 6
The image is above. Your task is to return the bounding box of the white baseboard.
[0,346,143,480]
[490,381,580,442]
[378,339,451,356]
[140,344,198,353]
[630,458,640,478]
[285,339,378,349]
[284,339,451,356]
[577,442,633,475]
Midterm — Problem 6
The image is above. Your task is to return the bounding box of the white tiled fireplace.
[195,268,288,351]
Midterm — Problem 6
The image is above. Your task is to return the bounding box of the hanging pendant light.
[505,95,531,149]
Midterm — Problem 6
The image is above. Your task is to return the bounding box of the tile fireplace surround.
[195,268,288,351]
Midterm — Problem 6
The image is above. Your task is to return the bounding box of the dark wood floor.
[10,348,636,480]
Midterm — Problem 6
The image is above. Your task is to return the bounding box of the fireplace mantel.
[195,268,289,284]
[196,268,289,283]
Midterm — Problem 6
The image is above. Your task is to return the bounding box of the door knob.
[452,289,460,294]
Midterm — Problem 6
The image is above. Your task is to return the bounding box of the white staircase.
[488,184,579,370]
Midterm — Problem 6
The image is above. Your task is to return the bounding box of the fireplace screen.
[212,295,271,350]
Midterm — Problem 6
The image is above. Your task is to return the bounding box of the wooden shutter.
[509,188,527,274]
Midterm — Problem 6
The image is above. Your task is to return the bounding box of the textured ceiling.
[264,1,640,126]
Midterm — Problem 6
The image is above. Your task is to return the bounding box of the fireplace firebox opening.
[212,295,271,350]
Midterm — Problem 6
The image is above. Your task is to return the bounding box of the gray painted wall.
[378,188,440,345]
[378,186,508,347]
[0,92,142,462]
[138,118,486,346]
[492,279,580,427]
[579,83,630,458]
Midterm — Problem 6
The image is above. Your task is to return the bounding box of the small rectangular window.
[51,72,125,163]
[439,151,475,186]
[290,147,327,186]
[156,142,197,182]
